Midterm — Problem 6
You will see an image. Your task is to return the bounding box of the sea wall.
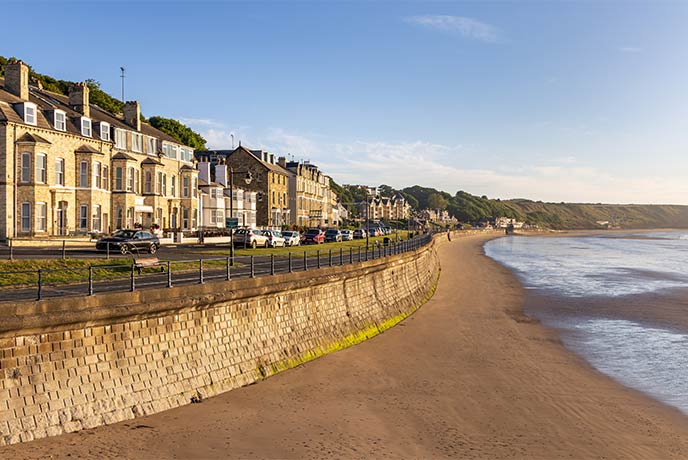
[0,240,440,445]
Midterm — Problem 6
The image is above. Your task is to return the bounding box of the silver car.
[340,229,354,241]
[281,230,301,246]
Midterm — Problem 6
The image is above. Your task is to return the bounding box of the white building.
[197,158,257,229]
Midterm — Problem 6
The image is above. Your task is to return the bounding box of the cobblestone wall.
[0,242,439,445]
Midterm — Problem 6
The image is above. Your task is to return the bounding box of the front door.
[56,202,68,236]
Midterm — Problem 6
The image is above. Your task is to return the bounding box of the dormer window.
[54,110,66,131]
[132,133,143,153]
[23,103,37,126]
[114,128,126,149]
[81,117,92,137]
[100,122,110,141]
[147,137,157,155]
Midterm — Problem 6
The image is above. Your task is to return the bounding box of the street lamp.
[229,167,253,262]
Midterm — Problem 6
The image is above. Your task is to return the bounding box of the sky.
[3,0,688,204]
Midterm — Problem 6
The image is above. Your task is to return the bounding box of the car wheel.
[251,240,257,249]
[149,244,157,255]
[120,244,129,255]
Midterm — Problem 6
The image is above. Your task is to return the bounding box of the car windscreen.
[306,230,320,235]
[113,230,136,238]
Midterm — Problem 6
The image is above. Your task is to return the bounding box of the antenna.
[120,67,125,103]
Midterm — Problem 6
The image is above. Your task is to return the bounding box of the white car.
[341,229,354,241]
[281,230,301,246]
[263,230,286,247]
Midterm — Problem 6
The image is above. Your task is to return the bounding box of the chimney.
[269,153,275,164]
[5,59,29,100]
[215,162,228,187]
[68,82,90,117]
[278,156,287,168]
[197,157,211,183]
[123,101,141,131]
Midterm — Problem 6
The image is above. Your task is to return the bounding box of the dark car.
[325,229,342,242]
[302,228,325,244]
[96,229,160,254]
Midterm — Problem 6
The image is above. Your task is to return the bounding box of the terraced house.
[0,60,199,240]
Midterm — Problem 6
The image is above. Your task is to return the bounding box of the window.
[102,166,109,190]
[23,103,37,125]
[115,167,123,191]
[183,176,189,197]
[157,208,163,225]
[54,110,66,131]
[145,171,152,194]
[92,205,101,232]
[79,161,88,187]
[192,178,197,197]
[147,137,157,155]
[36,153,47,184]
[21,203,31,232]
[36,203,47,232]
[116,208,123,229]
[183,208,189,229]
[100,122,110,141]
[135,170,140,194]
[55,158,65,186]
[162,174,167,196]
[115,129,126,149]
[210,189,217,199]
[210,209,218,225]
[127,207,134,228]
[81,117,92,137]
[157,172,163,194]
[20,153,31,182]
[171,176,176,197]
[132,133,142,152]
[79,205,88,230]
[94,162,102,188]
[127,167,135,191]
[163,143,177,159]
[192,209,197,228]
[180,148,193,162]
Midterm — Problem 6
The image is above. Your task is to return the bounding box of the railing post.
[106,242,110,260]
[199,258,204,284]
[226,257,231,281]
[168,261,173,287]
[349,247,353,264]
[250,255,255,278]
[317,250,321,269]
[88,266,93,296]
[130,263,135,292]
[328,249,332,267]
[62,240,66,260]
[270,254,275,275]
[340,248,343,265]
[303,251,307,271]
[288,252,293,273]
[37,269,43,300]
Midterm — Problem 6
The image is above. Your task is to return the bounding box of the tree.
[148,116,207,150]
[427,193,449,210]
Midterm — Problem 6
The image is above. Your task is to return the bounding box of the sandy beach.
[6,233,688,459]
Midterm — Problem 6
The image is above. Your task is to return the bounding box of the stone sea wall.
[0,239,440,445]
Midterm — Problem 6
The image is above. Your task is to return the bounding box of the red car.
[302,228,325,244]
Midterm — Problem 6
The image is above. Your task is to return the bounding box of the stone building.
[195,146,290,228]
[0,59,199,240]
[356,193,411,222]
[279,159,334,228]
[197,157,257,229]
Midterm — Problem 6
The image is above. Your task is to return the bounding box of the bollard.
[271,254,275,275]
[88,266,93,296]
[288,252,293,273]
[226,257,231,281]
[37,269,43,300]
[62,240,66,260]
[250,255,255,278]
[130,263,135,292]
[199,259,204,284]
[168,261,173,287]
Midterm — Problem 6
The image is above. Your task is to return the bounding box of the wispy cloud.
[405,15,500,43]
[619,46,643,53]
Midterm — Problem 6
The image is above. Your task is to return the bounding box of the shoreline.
[5,234,688,459]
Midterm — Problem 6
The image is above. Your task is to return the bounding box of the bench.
[134,257,165,274]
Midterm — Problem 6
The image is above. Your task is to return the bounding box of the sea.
[485,231,688,415]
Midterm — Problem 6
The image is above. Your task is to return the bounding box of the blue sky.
[3,1,688,203]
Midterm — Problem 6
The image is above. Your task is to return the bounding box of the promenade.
[6,233,688,459]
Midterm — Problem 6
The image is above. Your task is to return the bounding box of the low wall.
[0,239,440,445]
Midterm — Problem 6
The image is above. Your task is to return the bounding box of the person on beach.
[447,229,452,241]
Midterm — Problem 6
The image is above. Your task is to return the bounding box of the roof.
[141,157,163,165]
[111,152,136,161]
[75,144,102,154]
[0,76,188,148]
[226,146,290,175]
[15,132,51,144]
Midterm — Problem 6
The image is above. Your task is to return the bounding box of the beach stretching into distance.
[5,233,688,459]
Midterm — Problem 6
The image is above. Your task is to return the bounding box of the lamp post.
[229,167,253,262]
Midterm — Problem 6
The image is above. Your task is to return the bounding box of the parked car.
[281,230,301,246]
[96,229,160,255]
[233,228,269,248]
[367,227,381,237]
[303,228,325,244]
[325,229,342,242]
[263,230,286,248]
[341,229,354,241]
[353,228,367,239]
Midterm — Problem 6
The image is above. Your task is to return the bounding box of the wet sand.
[6,233,688,459]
